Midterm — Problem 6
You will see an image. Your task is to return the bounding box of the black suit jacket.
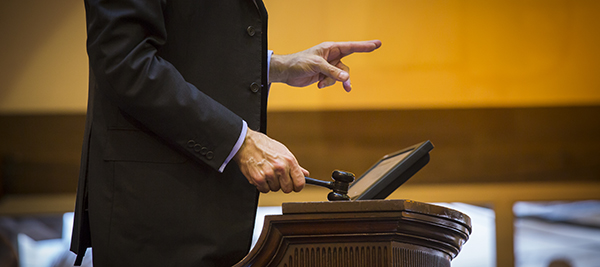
[71,0,269,266]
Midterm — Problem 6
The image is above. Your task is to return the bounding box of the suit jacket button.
[200,147,208,156]
[206,151,214,160]
[250,82,260,93]
[246,26,256,37]
[187,140,196,148]
[193,144,202,153]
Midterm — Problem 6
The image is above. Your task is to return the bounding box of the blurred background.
[1,0,599,266]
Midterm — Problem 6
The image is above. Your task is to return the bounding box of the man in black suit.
[71,0,381,266]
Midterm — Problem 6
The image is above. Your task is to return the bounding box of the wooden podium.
[234,200,471,267]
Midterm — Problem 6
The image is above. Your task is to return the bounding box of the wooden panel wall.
[1,106,599,194]
[0,115,85,194]
[267,106,600,185]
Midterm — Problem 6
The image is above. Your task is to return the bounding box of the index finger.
[333,40,382,57]
[289,163,306,192]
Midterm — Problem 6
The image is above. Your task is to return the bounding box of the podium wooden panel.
[234,200,471,267]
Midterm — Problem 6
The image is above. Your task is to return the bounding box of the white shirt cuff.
[267,50,273,83]
[218,120,248,173]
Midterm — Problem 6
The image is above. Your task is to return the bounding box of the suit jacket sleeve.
[85,0,243,170]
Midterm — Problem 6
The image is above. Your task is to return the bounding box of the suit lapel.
[253,0,267,18]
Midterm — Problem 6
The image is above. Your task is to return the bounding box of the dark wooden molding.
[1,106,599,194]
[266,106,600,185]
[0,114,85,194]
[234,200,471,267]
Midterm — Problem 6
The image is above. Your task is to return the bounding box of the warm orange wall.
[1,0,599,113]
[265,0,600,110]
[0,0,88,114]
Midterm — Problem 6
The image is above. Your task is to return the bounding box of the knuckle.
[282,154,296,163]
[271,161,287,172]
[262,169,275,180]
[321,41,333,48]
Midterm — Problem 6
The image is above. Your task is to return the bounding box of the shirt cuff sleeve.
[218,120,248,173]
[267,50,273,83]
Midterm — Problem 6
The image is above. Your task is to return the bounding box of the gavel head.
[327,170,355,201]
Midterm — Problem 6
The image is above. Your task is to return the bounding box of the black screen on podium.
[348,140,434,200]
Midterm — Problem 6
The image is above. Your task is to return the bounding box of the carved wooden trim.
[234,200,471,267]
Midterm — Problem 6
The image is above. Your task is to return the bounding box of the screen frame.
[349,140,434,200]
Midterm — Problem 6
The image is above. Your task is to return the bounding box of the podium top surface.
[282,199,471,229]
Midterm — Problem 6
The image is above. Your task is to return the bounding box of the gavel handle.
[305,177,333,189]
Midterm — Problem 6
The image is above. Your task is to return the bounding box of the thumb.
[317,59,349,83]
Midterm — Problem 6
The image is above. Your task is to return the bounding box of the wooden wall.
[0,115,85,194]
[268,106,600,185]
[1,106,599,195]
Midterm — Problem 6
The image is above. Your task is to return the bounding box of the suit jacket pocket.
[103,129,188,163]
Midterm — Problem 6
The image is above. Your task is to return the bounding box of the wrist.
[233,127,261,164]
[269,54,288,83]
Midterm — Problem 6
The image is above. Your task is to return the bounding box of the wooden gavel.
[305,170,355,201]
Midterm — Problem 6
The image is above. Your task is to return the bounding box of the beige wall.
[0,0,88,114]
[1,0,600,113]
